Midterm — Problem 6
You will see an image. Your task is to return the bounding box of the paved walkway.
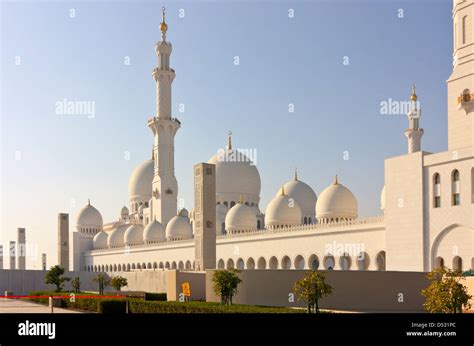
[0,298,81,313]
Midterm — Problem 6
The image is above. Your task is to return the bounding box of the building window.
[462,15,468,45]
[453,193,460,206]
[433,173,441,208]
[434,196,441,208]
[452,169,460,206]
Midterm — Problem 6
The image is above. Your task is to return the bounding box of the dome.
[121,206,129,215]
[278,171,317,221]
[107,224,130,248]
[225,202,257,233]
[128,159,154,200]
[143,218,166,243]
[76,200,103,229]
[208,135,261,204]
[92,231,108,250]
[380,185,386,211]
[124,224,144,246]
[178,208,189,218]
[316,176,358,221]
[265,187,302,228]
[166,214,193,241]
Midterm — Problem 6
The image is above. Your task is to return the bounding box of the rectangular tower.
[42,253,47,270]
[194,163,216,271]
[17,228,26,270]
[58,213,69,270]
[9,241,15,270]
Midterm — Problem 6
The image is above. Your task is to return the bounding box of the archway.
[178,261,184,270]
[294,255,305,269]
[246,257,255,270]
[257,257,266,269]
[269,256,278,269]
[281,256,291,269]
[217,259,225,269]
[434,256,444,269]
[236,258,244,270]
[323,255,335,270]
[339,253,351,270]
[185,260,192,270]
[356,252,370,270]
[376,251,386,271]
[171,261,177,269]
[453,256,463,271]
[226,258,235,269]
[308,255,319,270]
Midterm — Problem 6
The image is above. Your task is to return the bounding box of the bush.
[98,299,127,314]
[144,292,167,301]
[27,291,99,312]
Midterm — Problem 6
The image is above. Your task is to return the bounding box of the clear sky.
[1,0,452,268]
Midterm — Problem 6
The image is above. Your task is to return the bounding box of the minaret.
[404,85,423,154]
[148,7,180,226]
[447,0,474,149]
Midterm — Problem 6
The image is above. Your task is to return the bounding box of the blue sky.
[1,0,452,268]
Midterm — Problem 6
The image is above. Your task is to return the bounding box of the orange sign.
[182,282,191,297]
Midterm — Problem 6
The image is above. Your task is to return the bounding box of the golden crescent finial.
[410,83,417,102]
[160,7,168,33]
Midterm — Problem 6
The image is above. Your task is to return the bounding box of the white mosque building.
[72,2,473,274]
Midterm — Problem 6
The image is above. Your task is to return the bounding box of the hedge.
[98,299,127,314]
[144,292,167,301]
[27,291,99,312]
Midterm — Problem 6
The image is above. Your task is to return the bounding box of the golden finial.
[410,83,417,102]
[160,7,168,33]
[333,175,339,185]
[294,168,298,181]
[226,131,232,150]
[280,185,286,196]
[239,195,243,204]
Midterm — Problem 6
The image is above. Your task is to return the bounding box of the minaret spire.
[294,168,298,181]
[404,83,423,154]
[226,131,233,150]
[160,7,168,41]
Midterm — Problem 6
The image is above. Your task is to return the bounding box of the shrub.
[212,269,242,305]
[110,276,128,291]
[144,292,167,301]
[98,299,127,314]
[44,266,70,292]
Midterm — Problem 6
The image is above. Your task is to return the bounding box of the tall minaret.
[404,85,423,154]
[148,7,180,226]
[447,0,474,150]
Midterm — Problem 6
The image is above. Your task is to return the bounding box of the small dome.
[143,219,166,243]
[107,224,130,248]
[316,176,358,221]
[278,172,317,221]
[380,185,386,211]
[124,224,144,246]
[166,214,193,241]
[121,206,129,215]
[225,202,257,233]
[76,200,103,229]
[128,159,154,200]
[92,231,108,250]
[178,208,189,218]
[265,187,302,228]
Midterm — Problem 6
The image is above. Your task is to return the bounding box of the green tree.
[44,265,70,292]
[212,269,242,306]
[110,276,128,291]
[421,267,472,313]
[93,273,111,295]
[71,277,81,293]
[292,271,332,313]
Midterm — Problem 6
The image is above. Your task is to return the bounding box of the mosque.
[72,2,473,275]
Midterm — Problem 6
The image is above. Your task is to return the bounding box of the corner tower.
[148,8,180,226]
[447,0,474,150]
[404,85,423,154]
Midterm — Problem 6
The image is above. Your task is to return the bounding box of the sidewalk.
[0,298,81,313]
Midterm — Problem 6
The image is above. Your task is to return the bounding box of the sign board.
[182,282,191,297]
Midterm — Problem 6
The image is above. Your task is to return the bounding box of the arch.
[294,255,305,270]
[159,262,164,269]
[431,224,474,270]
[356,252,370,271]
[127,264,131,271]
[434,256,444,269]
[136,263,141,270]
[146,262,151,269]
[217,259,225,269]
[226,258,235,269]
[171,261,177,269]
[131,263,136,270]
[165,262,170,269]
[117,264,121,271]
[453,256,463,271]
[178,261,184,270]
[375,251,386,271]
[230,201,236,208]
[113,264,117,271]
[281,255,291,269]
[269,256,278,269]
[153,262,158,269]
[185,260,192,270]
[105,265,109,272]
[93,265,97,272]
[339,253,352,270]
[323,255,335,270]
[257,220,261,229]
[236,258,244,270]
[308,255,319,270]
[257,257,266,269]
[141,262,146,270]
[246,257,255,270]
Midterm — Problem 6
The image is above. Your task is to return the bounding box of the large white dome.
[208,136,261,205]
[278,172,317,223]
[92,231,108,250]
[316,176,358,222]
[128,159,154,200]
[166,211,193,241]
[143,218,166,243]
[107,224,129,248]
[124,224,144,246]
[225,202,257,233]
[265,187,302,228]
[76,201,103,230]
